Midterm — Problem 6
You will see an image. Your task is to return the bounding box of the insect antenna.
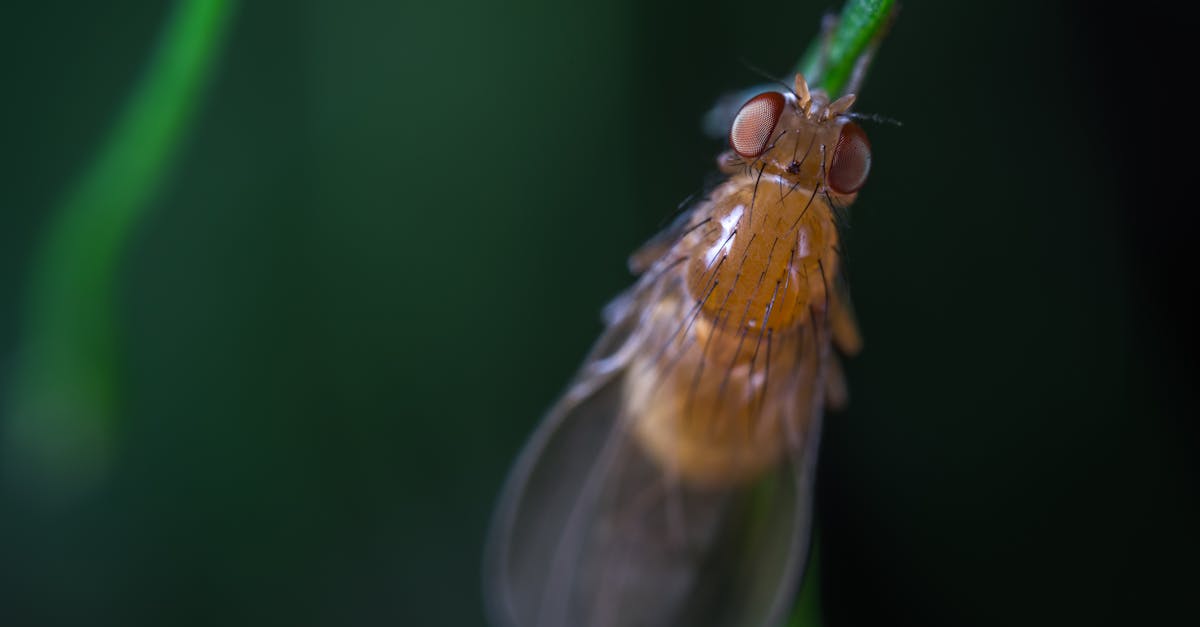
[737,57,801,100]
[844,111,903,126]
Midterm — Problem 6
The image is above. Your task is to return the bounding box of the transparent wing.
[483,279,648,627]
[483,267,829,627]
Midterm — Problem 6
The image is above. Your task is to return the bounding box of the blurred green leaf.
[4,0,235,496]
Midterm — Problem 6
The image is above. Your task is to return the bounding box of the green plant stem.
[5,0,235,494]
[788,536,823,627]
[797,0,895,96]
[788,2,895,625]
[702,0,894,138]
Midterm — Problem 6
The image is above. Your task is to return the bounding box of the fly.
[485,67,875,627]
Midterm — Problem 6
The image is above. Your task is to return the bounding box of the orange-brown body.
[624,78,863,487]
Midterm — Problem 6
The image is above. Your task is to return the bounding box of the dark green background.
[1,1,1194,625]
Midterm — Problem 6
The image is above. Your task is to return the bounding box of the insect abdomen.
[623,176,834,488]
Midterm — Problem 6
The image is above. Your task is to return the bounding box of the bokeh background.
[1,1,1195,626]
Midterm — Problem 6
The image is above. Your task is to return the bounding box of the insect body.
[486,73,871,627]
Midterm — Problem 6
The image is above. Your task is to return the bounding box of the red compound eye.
[827,121,871,194]
[730,92,785,158]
